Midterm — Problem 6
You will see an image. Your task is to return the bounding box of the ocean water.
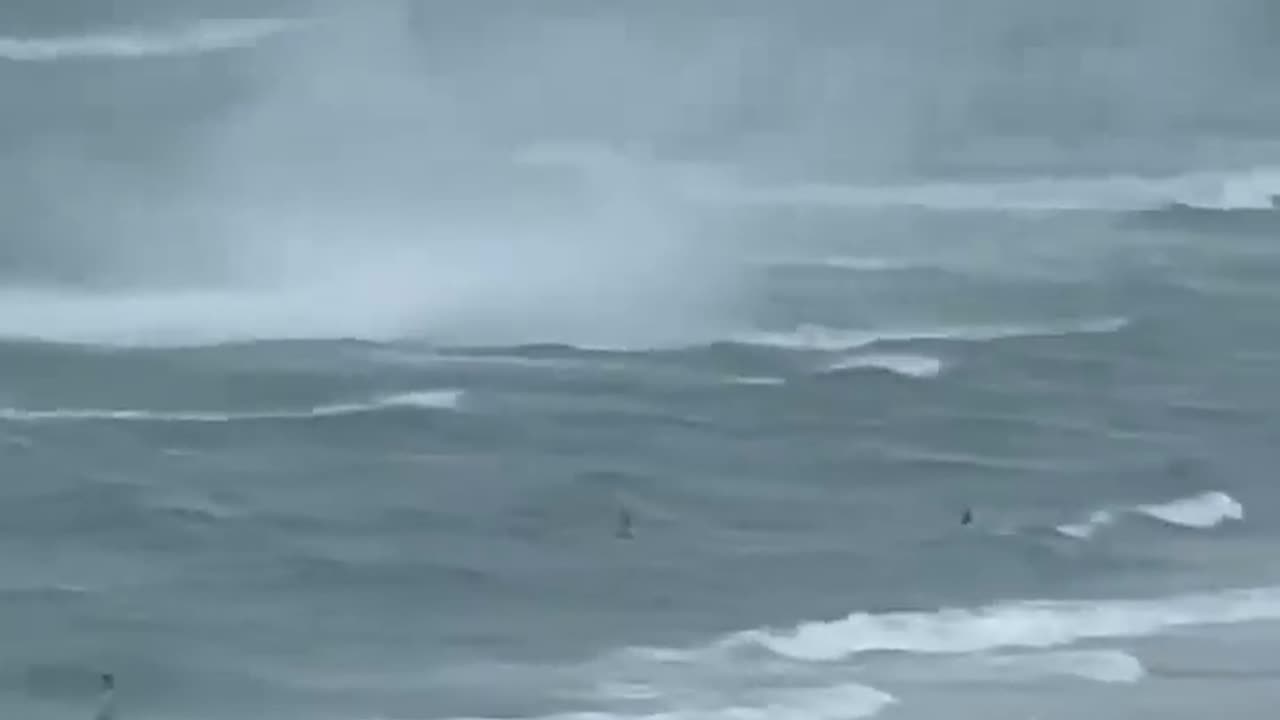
[3,2,1280,719]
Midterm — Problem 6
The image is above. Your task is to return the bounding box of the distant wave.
[1056,490,1243,539]
[0,390,462,424]
[822,353,945,379]
[468,683,895,720]
[725,376,787,386]
[974,649,1145,684]
[720,167,1280,213]
[876,649,1145,685]
[512,143,1280,213]
[735,317,1127,352]
[0,18,301,62]
[710,584,1280,661]
[0,282,1127,352]
[757,256,924,272]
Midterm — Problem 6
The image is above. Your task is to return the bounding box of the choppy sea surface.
[3,3,1280,719]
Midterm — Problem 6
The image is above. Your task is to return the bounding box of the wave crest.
[736,317,1127,352]
[453,683,895,720]
[0,390,462,424]
[717,585,1280,662]
[1137,490,1244,528]
[976,650,1145,684]
[718,167,1280,213]
[1056,490,1243,539]
[0,19,300,62]
[822,353,944,379]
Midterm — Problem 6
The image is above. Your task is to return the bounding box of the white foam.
[0,390,462,423]
[716,585,1280,661]
[1055,510,1118,540]
[726,376,787,386]
[446,684,895,720]
[514,143,1280,213]
[1137,491,1244,529]
[0,19,301,62]
[0,283,1124,353]
[758,256,922,272]
[872,649,1145,686]
[976,649,1146,684]
[823,353,944,379]
[1056,491,1243,538]
[736,317,1127,352]
[813,257,920,272]
[718,166,1280,213]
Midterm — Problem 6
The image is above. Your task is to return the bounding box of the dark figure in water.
[94,673,116,720]
[616,507,634,539]
[961,507,973,526]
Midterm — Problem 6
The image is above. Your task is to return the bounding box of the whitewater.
[3,3,1280,720]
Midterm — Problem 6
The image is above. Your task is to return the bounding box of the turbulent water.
[4,2,1280,718]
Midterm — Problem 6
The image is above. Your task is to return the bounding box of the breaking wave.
[1056,491,1244,539]
[713,584,1280,661]
[0,19,301,62]
[1138,491,1246,528]
[757,256,924,273]
[0,283,1127,353]
[726,376,788,387]
[875,649,1146,685]
[735,317,1127,352]
[716,166,1280,213]
[821,353,945,379]
[972,649,1146,684]
[460,684,897,720]
[0,390,462,424]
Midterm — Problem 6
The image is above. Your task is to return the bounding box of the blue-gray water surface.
[3,3,1280,719]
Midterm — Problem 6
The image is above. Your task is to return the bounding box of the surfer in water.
[94,673,115,720]
[616,506,634,539]
[961,507,974,526]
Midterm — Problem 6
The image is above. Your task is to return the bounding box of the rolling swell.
[0,18,301,62]
[715,167,1280,213]
[0,389,462,424]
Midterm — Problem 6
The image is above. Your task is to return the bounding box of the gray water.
[3,2,1280,718]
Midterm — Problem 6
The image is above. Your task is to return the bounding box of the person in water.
[94,673,115,720]
[961,507,974,526]
[616,506,634,539]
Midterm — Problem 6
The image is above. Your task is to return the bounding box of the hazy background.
[4,0,1280,308]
